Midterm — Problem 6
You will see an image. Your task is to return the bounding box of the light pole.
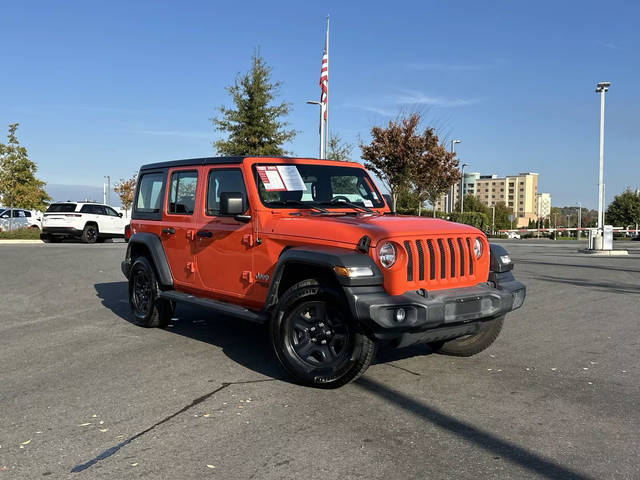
[307,100,324,159]
[577,202,582,240]
[595,81,610,235]
[460,163,468,213]
[104,176,110,205]
[450,140,461,213]
[491,205,496,235]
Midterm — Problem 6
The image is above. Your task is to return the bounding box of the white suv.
[41,202,127,243]
[0,208,42,232]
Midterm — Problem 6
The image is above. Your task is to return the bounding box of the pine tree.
[0,123,51,210]
[212,52,296,156]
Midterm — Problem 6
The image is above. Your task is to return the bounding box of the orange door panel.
[161,167,201,288]
[194,167,254,301]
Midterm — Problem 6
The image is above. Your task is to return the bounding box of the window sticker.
[256,166,286,191]
[363,199,373,207]
[276,165,307,191]
[256,165,307,191]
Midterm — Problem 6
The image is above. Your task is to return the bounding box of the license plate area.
[444,295,500,323]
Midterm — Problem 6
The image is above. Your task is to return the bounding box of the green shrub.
[0,227,42,240]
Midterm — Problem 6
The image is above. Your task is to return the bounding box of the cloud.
[390,90,482,107]
[130,129,212,139]
[597,41,621,50]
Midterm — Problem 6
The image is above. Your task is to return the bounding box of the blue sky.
[1,0,638,208]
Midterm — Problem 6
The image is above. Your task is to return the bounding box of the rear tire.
[270,279,376,388]
[128,256,175,328]
[82,224,98,244]
[429,315,504,357]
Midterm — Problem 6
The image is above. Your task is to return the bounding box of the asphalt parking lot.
[1,240,639,479]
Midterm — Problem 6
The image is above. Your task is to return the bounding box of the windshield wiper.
[268,200,328,213]
[320,198,373,213]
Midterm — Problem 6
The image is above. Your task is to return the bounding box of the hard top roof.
[139,156,360,171]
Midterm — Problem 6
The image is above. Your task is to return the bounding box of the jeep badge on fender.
[121,156,526,388]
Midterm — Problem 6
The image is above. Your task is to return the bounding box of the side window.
[80,205,93,214]
[206,169,248,216]
[168,171,198,215]
[105,206,120,217]
[94,206,107,216]
[135,173,165,214]
[24,210,32,217]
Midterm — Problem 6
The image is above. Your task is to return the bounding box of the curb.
[577,248,629,256]
[0,240,44,245]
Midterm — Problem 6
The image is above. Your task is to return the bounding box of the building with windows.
[536,193,551,219]
[435,172,540,228]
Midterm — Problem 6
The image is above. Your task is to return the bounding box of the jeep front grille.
[403,236,477,285]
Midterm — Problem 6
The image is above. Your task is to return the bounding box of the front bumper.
[344,270,525,346]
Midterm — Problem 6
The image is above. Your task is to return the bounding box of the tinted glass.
[24,211,31,217]
[46,203,77,213]
[254,164,384,208]
[206,169,247,216]
[105,206,120,217]
[168,171,198,215]
[136,173,165,213]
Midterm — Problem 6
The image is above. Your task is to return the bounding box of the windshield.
[46,203,77,213]
[254,164,385,209]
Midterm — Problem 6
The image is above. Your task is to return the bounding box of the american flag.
[319,27,328,121]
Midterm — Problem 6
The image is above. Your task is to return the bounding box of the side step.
[158,290,267,324]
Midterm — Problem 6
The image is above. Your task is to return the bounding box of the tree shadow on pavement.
[355,377,595,480]
[94,281,285,381]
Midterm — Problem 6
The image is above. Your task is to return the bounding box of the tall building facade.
[435,172,540,228]
[536,193,551,219]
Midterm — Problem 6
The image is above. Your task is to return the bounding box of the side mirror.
[220,192,245,216]
[118,212,123,218]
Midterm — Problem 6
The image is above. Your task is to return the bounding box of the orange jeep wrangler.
[122,156,525,388]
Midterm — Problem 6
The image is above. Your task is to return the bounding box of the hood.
[266,213,483,247]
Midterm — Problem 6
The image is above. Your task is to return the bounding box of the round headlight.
[378,242,396,268]
[474,238,484,259]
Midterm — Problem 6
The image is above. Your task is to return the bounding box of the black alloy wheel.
[128,256,174,328]
[271,279,376,388]
[286,301,351,369]
[82,224,98,244]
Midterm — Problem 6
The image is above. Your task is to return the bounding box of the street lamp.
[595,81,610,235]
[104,176,110,205]
[577,202,582,240]
[450,140,461,213]
[460,163,468,213]
[307,100,324,159]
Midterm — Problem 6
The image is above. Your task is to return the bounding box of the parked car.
[506,231,521,239]
[122,156,526,388]
[41,202,127,243]
[0,208,42,232]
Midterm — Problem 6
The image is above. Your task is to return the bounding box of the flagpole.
[325,15,329,158]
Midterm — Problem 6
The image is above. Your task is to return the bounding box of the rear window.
[136,173,165,213]
[46,203,77,213]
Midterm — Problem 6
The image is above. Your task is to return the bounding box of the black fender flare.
[264,245,383,310]
[122,233,173,288]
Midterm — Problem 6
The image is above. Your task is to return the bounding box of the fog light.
[512,289,525,310]
[395,308,406,322]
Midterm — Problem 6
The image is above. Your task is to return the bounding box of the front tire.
[270,279,376,388]
[128,256,175,328]
[82,224,98,244]
[429,315,504,357]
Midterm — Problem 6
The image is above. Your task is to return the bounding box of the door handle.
[196,230,213,238]
[162,227,175,234]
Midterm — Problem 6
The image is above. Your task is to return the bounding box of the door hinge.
[242,271,253,283]
[186,262,196,273]
[186,230,196,241]
[242,234,254,246]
